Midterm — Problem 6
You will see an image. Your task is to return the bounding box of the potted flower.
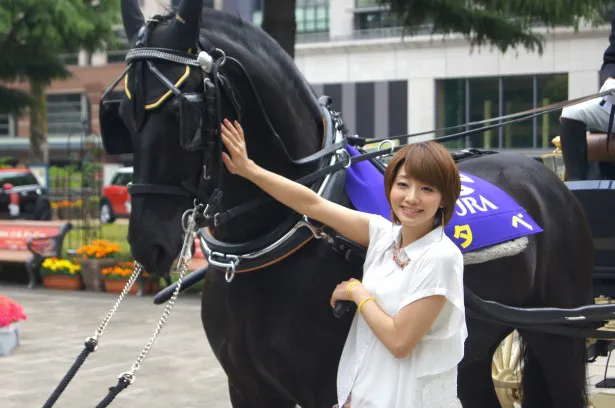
[0,296,27,356]
[40,257,83,290]
[101,261,159,295]
[76,239,121,292]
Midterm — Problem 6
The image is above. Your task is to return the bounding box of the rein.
[41,202,202,408]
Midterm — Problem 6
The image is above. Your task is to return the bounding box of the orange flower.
[76,239,121,259]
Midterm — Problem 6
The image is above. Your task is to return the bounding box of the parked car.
[0,168,52,220]
[100,167,132,224]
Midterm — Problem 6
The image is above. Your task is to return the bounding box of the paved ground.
[1,284,230,408]
[1,284,615,408]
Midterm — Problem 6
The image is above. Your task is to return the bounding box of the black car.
[0,168,52,220]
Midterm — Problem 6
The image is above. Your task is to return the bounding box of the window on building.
[107,27,129,64]
[0,114,15,137]
[435,74,568,150]
[46,94,89,136]
[356,0,382,6]
[352,0,403,38]
[252,0,329,34]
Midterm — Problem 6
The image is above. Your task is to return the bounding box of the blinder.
[98,17,221,157]
[178,78,217,151]
[100,99,134,155]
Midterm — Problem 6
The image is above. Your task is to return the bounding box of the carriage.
[43,1,615,407]
[490,135,615,407]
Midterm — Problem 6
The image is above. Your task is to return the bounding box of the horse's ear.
[174,0,203,49]
[121,0,145,43]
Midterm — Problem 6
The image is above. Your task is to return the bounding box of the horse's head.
[101,0,323,275]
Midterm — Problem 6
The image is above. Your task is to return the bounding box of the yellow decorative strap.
[358,296,375,314]
[345,281,362,297]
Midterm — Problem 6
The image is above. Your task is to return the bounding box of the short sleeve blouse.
[336,215,467,408]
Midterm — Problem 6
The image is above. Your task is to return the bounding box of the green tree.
[0,0,121,163]
[263,0,613,58]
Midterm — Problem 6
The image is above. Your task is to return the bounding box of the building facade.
[1,0,611,163]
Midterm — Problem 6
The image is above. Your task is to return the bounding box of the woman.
[220,119,466,408]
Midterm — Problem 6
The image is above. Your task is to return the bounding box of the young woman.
[220,119,466,408]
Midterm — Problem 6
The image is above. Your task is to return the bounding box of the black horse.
[105,1,595,407]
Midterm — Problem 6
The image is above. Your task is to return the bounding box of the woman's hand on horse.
[330,278,368,307]
[221,118,255,178]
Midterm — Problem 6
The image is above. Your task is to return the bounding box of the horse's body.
[112,2,594,407]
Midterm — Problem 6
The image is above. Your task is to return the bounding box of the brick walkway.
[1,284,614,407]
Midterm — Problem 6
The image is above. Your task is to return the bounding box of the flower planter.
[79,259,117,292]
[42,274,83,290]
[0,322,21,356]
[104,278,160,296]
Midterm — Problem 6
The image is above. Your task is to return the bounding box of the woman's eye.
[396,182,407,188]
[421,186,434,192]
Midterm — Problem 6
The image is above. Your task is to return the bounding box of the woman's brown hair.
[384,141,461,227]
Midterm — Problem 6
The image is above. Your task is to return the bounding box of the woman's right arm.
[221,119,371,247]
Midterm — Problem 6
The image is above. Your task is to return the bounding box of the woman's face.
[389,168,443,229]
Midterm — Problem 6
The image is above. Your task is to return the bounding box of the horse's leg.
[518,330,588,408]
[458,320,511,408]
[228,379,296,408]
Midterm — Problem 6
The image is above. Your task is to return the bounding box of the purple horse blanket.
[344,145,543,253]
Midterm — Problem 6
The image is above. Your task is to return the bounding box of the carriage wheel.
[492,330,523,408]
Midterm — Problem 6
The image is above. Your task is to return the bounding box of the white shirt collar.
[388,225,444,261]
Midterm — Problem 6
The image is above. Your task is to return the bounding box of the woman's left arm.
[349,285,446,359]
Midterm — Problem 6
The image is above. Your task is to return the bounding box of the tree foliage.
[0,0,121,114]
[262,0,614,58]
[385,0,614,54]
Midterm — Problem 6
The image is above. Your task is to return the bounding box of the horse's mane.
[451,148,498,164]
[197,9,323,156]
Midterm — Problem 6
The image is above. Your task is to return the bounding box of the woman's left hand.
[330,278,363,308]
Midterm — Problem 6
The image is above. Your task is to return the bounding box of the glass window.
[0,171,39,187]
[46,94,87,136]
[356,0,381,7]
[111,172,132,186]
[502,76,534,148]
[0,114,14,137]
[468,77,499,149]
[436,74,568,150]
[252,0,329,34]
[435,78,466,150]
[537,74,567,148]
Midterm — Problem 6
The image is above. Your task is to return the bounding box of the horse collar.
[197,103,350,279]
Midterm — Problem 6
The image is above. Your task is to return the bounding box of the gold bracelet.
[345,281,362,297]
[358,296,374,314]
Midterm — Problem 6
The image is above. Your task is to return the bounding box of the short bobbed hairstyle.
[384,142,461,227]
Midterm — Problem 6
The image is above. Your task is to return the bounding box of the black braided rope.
[95,375,133,408]
[41,338,98,408]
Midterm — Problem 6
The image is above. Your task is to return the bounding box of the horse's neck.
[204,21,324,242]
[212,116,320,243]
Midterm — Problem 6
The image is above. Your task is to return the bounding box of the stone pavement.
[1,284,615,408]
[1,285,230,408]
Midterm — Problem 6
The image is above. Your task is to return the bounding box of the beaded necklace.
[392,238,410,269]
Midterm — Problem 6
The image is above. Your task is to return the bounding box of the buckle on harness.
[208,252,240,282]
[297,216,333,243]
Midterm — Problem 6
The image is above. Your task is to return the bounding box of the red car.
[100,167,132,224]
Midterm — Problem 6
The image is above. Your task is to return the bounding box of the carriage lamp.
[541,136,566,181]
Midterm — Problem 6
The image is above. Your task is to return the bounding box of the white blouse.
[336,215,467,408]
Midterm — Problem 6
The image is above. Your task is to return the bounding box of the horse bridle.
[118,17,353,229]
